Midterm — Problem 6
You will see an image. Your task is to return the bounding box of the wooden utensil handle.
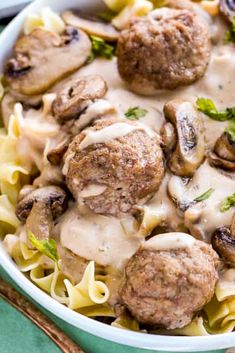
[0,276,85,353]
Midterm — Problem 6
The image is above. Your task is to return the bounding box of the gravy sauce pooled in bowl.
[1,0,235,352]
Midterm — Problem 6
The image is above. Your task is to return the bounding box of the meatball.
[63,118,164,215]
[117,8,211,95]
[119,233,218,329]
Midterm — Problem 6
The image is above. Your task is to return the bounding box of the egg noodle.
[0,3,235,336]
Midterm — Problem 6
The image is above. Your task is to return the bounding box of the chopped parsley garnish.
[220,193,235,212]
[224,18,235,44]
[125,106,148,120]
[196,97,235,141]
[87,35,115,63]
[225,119,235,142]
[28,231,59,267]
[196,97,235,121]
[194,188,215,202]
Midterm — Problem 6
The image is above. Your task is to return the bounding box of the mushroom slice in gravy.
[16,186,68,222]
[62,10,119,42]
[208,131,235,171]
[4,27,91,95]
[212,216,235,265]
[168,161,235,241]
[52,75,108,122]
[219,0,235,22]
[163,99,205,177]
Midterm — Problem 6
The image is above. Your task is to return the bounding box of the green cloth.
[0,296,61,353]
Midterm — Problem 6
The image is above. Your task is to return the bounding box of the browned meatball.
[117,8,211,95]
[119,233,218,329]
[63,118,164,215]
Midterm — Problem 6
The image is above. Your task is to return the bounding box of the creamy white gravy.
[58,206,142,270]
[79,122,142,150]
[144,232,196,251]
[17,94,59,171]
[168,161,235,241]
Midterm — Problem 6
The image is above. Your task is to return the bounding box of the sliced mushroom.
[16,186,68,222]
[52,75,108,122]
[4,27,91,95]
[62,10,119,42]
[212,216,235,265]
[26,200,53,241]
[208,152,235,171]
[1,91,42,126]
[57,245,88,284]
[163,99,205,177]
[208,132,235,171]
[219,0,235,22]
[18,185,36,202]
[47,136,71,165]
[215,132,235,161]
[160,122,177,154]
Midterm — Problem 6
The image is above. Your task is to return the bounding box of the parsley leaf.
[225,119,235,142]
[224,18,235,44]
[88,35,115,63]
[196,98,235,121]
[220,193,235,212]
[194,188,214,202]
[125,106,148,120]
[28,231,59,267]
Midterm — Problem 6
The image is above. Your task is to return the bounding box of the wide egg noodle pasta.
[4,234,110,312]
[0,195,19,229]
[64,261,110,310]
[3,234,41,272]
[0,103,29,207]
[203,270,235,334]
[112,315,140,332]
[111,0,153,29]
[24,7,65,35]
[152,317,209,336]
[78,305,115,318]
[216,268,235,302]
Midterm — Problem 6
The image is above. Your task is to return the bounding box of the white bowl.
[0,1,235,352]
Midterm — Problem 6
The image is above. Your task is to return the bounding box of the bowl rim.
[1,0,235,351]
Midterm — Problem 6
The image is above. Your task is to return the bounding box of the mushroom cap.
[52,75,108,122]
[4,27,91,95]
[214,132,235,162]
[208,151,235,171]
[219,0,235,22]
[63,117,165,216]
[117,8,211,94]
[16,186,68,222]
[163,99,205,177]
[62,10,119,42]
[209,132,235,171]
[119,234,218,329]
[212,226,235,265]
[47,135,71,166]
